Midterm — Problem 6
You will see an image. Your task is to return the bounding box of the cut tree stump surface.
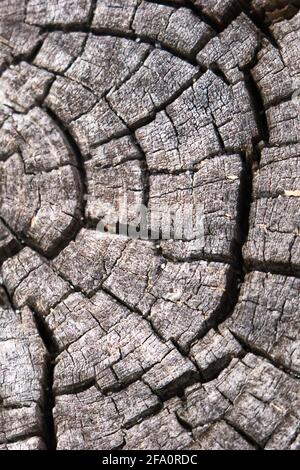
[0,0,299,450]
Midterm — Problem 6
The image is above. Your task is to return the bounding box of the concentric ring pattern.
[0,0,299,450]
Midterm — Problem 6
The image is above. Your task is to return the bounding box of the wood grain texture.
[0,0,299,451]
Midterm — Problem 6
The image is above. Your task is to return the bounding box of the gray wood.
[226,271,300,374]
[0,0,299,451]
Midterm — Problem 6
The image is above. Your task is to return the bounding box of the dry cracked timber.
[0,0,299,451]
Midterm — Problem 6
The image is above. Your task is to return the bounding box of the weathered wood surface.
[0,0,299,451]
